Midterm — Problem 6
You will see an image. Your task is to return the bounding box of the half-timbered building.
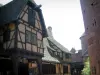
[0,0,47,75]
[42,27,71,75]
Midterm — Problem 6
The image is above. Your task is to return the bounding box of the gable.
[0,0,48,37]
[19,4,42,30]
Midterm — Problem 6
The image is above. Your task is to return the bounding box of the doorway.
[18,62,29,75]
[0,59,13,75]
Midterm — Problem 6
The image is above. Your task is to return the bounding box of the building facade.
[0,0,47,75]
[80,0,100,75]
[42,27,71,75]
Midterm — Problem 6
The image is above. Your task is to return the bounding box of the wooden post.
[37,59,43,75]
[60,64,63,75]
[68,64,71,75]
[11,55,19,75]
[56,64,59,75]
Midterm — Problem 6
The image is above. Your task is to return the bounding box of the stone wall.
[80,0,100,75]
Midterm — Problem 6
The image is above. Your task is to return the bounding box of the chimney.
[47,26,53,38]
[0,4,3,7]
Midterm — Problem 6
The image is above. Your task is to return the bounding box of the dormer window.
[60,53,62,58]
[54,51,57,56]
[58,52,60,56]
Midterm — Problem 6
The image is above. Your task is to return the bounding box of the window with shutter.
[28,8,35,26]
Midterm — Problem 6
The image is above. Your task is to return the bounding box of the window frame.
[28,7,36,26]
[26,30,37,45]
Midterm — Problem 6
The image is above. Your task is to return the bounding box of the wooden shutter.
[28,8,35,26]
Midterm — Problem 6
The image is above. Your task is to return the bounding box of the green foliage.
[82,57,90,75]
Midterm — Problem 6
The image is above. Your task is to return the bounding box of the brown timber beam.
[68,64,71,75]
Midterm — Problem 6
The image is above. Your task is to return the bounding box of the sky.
[0,0,85,51]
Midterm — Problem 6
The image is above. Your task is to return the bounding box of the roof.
[0,0,27,25]
[70,48,76,54]
[42,26,71,62]
[42,38,60,63]
[0,0,48,37]
[47,37,71,53]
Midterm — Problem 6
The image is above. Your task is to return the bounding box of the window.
[28,8,35,26]
[26,30,37,45]
[60,53,62,58]
[54,51,57,55]
[31,33,37,45]
[58,52,60,55]
[26,31,31,43]
[65,54,70,58]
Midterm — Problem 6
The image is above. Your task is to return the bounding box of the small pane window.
[26,30,37,45]
[60,53,62,58]
[65,54,70,58]
[58,52,60,55]
[54,51,57,55]
[26,31,31,43]
[31,33,37,45]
